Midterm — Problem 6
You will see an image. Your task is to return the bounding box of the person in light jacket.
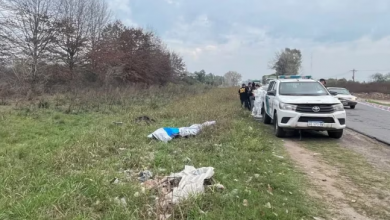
[252,84,264,118]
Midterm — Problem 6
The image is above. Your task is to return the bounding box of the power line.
[328,70,351,78]
[352,69,390,72]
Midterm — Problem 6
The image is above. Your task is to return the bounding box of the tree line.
[0,0,240,97]
[325,74,390,94]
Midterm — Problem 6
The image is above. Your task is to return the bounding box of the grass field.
[0,86,325,220]
[367,100,390,107]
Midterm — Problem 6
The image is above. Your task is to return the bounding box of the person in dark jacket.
[248,82,255,110]
[239,83,250,110]
[320,78,327,87]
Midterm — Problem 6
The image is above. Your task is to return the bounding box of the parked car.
[261,76,346,139]
[327,87,358,109]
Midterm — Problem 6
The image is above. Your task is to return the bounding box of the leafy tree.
[270,48,302,75]
[370,73,390,82]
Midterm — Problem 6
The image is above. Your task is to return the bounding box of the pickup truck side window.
[267,82,275,91]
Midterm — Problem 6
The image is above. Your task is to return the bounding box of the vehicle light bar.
[277,75,312,79]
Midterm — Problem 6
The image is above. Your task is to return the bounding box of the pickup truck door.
[265,81,276,119]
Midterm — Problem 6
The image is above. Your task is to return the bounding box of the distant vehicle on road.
[327,87,358,109]
[261,75,346,139]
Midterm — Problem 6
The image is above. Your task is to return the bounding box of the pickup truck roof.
[271,79,317,83]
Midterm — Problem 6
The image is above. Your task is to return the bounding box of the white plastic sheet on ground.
[166,165,215,204]
[252,88,266,118]
[147,121,216,142]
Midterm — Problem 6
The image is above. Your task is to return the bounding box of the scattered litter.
[113,121,123,125]
[141,166,218,219]
[158,168,167,172]
[134,192,140,197]
[273,154,284,159]
[118,148,126,151]
[273,212,278,216]
[234,179,238,182]
[313,153,320,156]
[142,179,159,189]
[135,116,156,124]
[210,183,225,190]
[159,214,172,220]
[110,177,120,184]
[147,121,216,142]
[313,217,325,220]
[113,197,127,207]
[139,170,153,182]
[254,174,260,178]
[264,202,272,209]
[243,199,248,206]
[183,157,192,163]
[166,166,214,204]
[351,199,357,203]
[267,184,273,195]
[289,192,293,195]
[246,177,253,183]
[286,209,289,214]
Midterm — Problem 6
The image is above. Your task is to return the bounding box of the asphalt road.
[346,103,390,144]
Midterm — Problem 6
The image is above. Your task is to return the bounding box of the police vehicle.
[261,75,346,139]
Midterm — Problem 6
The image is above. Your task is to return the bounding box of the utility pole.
[352,69,356,82]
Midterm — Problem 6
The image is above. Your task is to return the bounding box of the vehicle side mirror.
[329,91,338,96]
[267,90,276,96]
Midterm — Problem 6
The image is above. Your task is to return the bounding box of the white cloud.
[111,0,390,81]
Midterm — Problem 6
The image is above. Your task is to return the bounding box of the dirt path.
[285,141,370,220]
[284,130,390,220]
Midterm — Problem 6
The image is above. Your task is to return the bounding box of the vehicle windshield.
[328,88,351,95]
[279,82,329,96]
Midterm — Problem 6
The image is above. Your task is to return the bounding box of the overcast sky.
[108,0,390,82]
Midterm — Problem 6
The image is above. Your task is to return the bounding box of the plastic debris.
[265,202,272,209]
[273,154,284,159]
[210,183,225,190]
[113,197,127,206]
[243,199,248,206]
[139,170,153,182]
[183,157,192,163]
[147,121,216,142]
[110,177,120,184]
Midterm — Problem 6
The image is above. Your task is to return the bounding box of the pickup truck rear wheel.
[328,129,344,139]
[350,105,356,109]
[274,113,286,137]
[262,107,271,124]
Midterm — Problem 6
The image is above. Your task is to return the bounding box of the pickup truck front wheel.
[262,107,272,124]
[327,129,344,139]
[274,113,286,138]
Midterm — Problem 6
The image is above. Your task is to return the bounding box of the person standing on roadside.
[251,84,263,117]
[239,83,250,110]
[248,82,256,110]
[320,78,327,87]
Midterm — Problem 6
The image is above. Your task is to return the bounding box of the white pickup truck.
[261,76,346,139]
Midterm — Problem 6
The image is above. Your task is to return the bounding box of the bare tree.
[224,71,242,86]
[0,0,59,85]
[50,0,91,78]
[88,0,110,57]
